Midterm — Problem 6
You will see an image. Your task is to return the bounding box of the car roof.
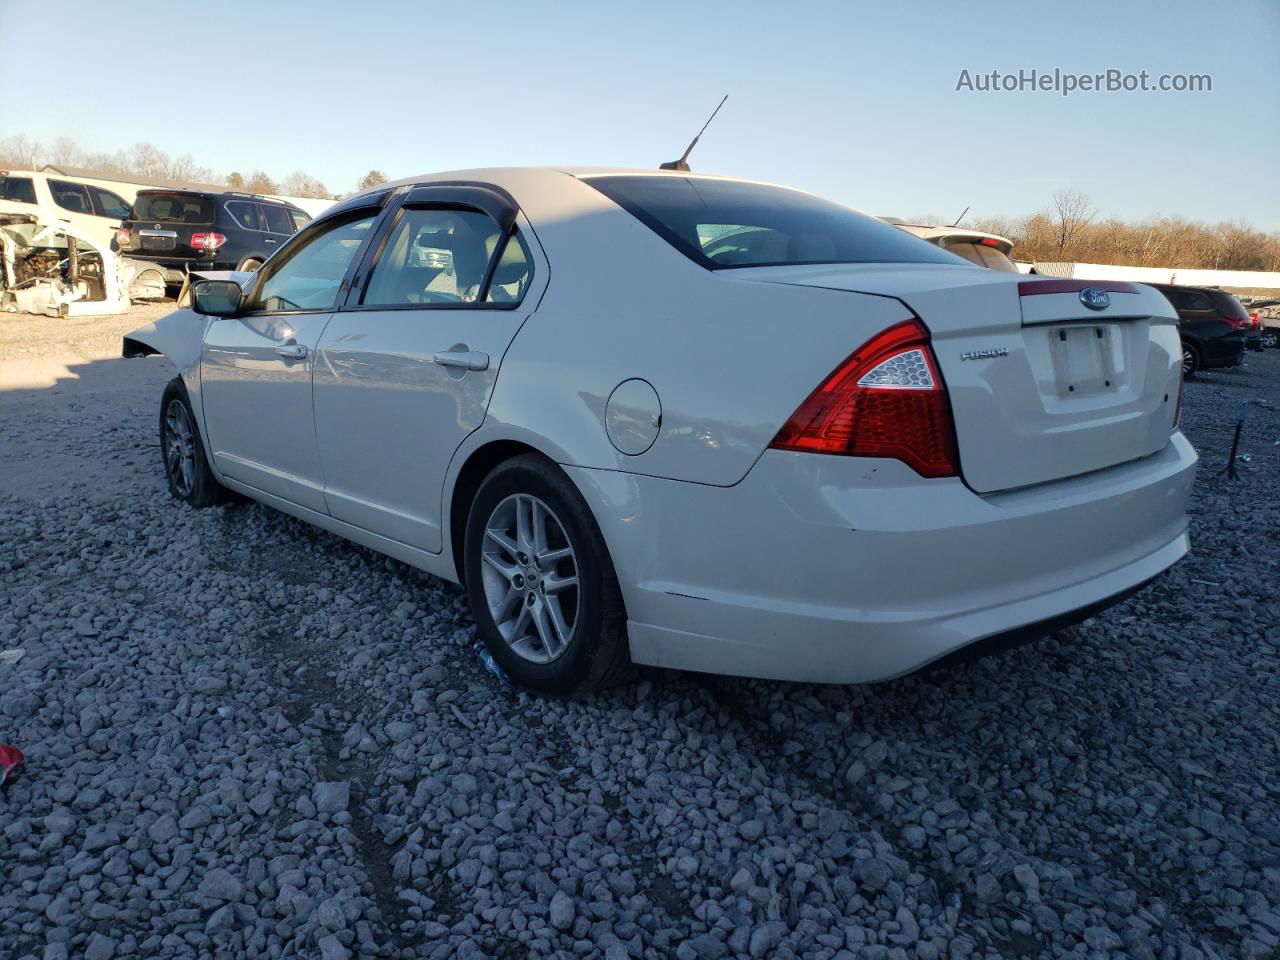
[346,166,829,207]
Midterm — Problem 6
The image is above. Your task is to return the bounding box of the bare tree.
[281,170,330,198]
[50,136,81,167]
[130,142,169,179]
[357,169,387,191]
[0,134,44,170]
[227,171,245,190]
[1051,189,1096,257]
[244,171,279,195]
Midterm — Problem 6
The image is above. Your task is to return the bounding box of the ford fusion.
[124,168,1197,694]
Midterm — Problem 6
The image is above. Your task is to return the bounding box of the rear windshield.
[940,240,1020,273]
[585,175,961,270]
[1211,290,1250,321]
[132,192,214,223]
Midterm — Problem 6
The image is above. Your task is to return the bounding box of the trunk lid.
[739,263,1182,493]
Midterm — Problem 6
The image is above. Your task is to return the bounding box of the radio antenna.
[660,95,728,172]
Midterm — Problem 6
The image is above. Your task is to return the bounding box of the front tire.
[159,378,227,507]
[237,258,263,272]
[464,454,632,695]
[1181,342,1201,378]
[1263,329,1279,350]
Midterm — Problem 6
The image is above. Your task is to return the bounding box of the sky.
[1,0,1277,229]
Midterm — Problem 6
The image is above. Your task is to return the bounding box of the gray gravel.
[1,343,1278,960]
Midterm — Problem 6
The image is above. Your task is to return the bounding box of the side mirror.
[191,280,243,316]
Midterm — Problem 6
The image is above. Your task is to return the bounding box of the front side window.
[586,175,961,270]
[262,204,293,235]
[363,207,503,306]
[0,176,36,203]
[226,200,264,231]
[91,187,131,219]
[256,213,376,312]
[49,180,93,214]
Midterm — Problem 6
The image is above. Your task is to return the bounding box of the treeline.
[955,190,1280,272]
[0,134,387,200]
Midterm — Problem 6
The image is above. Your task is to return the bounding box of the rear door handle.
[265,238,278,245]
[433,350,489,372]
[276,342,307,360]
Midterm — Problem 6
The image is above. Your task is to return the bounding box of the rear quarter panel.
[487,174,915,486]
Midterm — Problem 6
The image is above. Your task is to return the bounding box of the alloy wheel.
[1181,345,1196,376]
[163,399,196,498]
[480,493,580,664]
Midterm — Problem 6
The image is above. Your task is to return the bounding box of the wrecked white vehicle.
[0,213,166,317]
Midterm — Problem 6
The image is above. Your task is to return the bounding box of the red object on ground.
[0,744,24,785]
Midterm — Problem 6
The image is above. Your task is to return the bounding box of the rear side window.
[585,175,960,270]
[363,207,504,306]
[226,200,264,231]
[262,205,293,234]
[289,209,310,231]
[91,187,130,219]
[49,180,93,214]
[1,176,36,203]
[132,192,214,223]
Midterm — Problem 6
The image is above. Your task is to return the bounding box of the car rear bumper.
[1202,334,1247,367]
[566,433,1197,683]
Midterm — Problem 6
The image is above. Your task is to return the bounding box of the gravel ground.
[1,307,1279,960]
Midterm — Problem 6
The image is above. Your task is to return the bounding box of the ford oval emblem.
[1079,287,1110,310]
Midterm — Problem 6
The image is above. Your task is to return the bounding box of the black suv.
[115,190,311,282]
[1147,283,1249,377]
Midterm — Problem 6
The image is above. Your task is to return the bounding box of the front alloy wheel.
[1262,330,1279,349]
[158,377,228,507]
[480,493,580,664]
[163,399,196,497]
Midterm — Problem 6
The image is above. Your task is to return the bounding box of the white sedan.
[125,168,1197,694]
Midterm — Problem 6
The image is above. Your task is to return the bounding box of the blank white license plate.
[1051,326,1118,395]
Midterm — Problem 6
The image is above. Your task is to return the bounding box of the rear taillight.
[1248,312,1260,329]
[1174,364,1184,429]
[191,232,226,252]
[770,319,960,478]
[1221,314,1247,330]
[115,226,131,248]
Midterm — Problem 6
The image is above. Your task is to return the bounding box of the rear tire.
[159,378,228,508]
[1263,329,1279,350]
[464,454,633,695]
[238,258,263,272]
[1181,342,1201,378]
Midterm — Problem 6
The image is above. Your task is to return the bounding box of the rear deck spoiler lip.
[1018,279,1144,296]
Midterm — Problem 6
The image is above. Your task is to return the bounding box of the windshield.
[585,175,962,270]
[131,192,214,224]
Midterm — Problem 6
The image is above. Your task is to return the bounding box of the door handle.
[265,238,278,244]
[276,342,307,360]
[433,350,489,372]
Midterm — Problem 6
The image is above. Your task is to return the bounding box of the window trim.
[240,205,389,317]
[340,186,528,312]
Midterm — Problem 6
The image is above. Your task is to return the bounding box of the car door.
[312,185,542,553]
[200,204,385,512]
[261,203,296,260]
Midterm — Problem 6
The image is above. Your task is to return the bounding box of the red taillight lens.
[191,232,226,252]
[115,226,131,247]
[769,319,960,478]
[979,236,1001,247]
[1248,312,1260,329]
[1174,364,1184,429]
